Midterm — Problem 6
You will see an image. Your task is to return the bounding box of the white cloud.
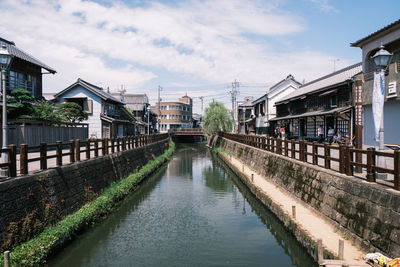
[309,0,337,13]
[0,0,351,113]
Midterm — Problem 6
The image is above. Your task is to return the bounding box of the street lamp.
[371,44,392,179]
[0,44,13,172]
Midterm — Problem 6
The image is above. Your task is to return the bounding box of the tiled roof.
[55,78,123,104]
[0,37,56,73]
[110,93,149,111]
[277,63,362,104]
[351,19,400,47]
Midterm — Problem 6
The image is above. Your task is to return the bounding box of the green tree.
[57,102,88,123]
[201,101,233,134]
[7,88,35,120]
[31,101,61,123]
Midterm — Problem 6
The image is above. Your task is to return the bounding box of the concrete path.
[220,153,369,267]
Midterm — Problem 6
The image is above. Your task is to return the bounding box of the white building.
[54,79,135,139]
[252,75,301,134]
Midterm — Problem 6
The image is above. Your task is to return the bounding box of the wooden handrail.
[221,132,400,191]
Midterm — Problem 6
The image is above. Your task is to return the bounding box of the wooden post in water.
[251,173,254,182]
[292,205,296,220]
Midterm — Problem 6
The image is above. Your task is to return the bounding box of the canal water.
[49,143,317,267]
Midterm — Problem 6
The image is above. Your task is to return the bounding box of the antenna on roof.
[107,86,110,94]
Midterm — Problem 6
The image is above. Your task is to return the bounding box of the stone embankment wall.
[210,136,400,258]
[0,139,169,251]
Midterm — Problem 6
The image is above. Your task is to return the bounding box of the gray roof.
[55,78,123,104]
[277,63,362,104]
[238,97,254,108]
[0,37,56,74]
[110,93,149,111]
[351,19,400,47]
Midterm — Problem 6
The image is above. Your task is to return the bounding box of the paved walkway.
[220,153,369,267]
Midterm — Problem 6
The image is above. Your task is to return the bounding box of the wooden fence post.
[366,147,376,182]
[56,141,62,166]
[94,139,99,157]
[104,138,109,155]
[284,139,288,157]
[394,150,399,191]
[339,144,346,174]
[291,139,295,159]
[111,138,115,153]
[86,139,90,159]
[277,138,282,155]
[75,139,80,162]
[20,144,28,175]
[116,138,120,152]
[123,137,126,151]
[324,143,330,169]
[40,143,47,170]
[135,136,138,148]
[271,138,275,153]
[312,141,317,165]
[346,146,354,176]
[69,140,75,163]
[299,141,305,162]
[8,145,16,177]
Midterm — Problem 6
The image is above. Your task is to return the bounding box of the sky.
[0,0,399,114]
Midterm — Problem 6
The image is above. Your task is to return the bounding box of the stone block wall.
[212,136,400,257]
[0,139,169,251]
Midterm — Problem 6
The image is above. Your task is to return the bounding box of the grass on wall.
[1,141,175,266]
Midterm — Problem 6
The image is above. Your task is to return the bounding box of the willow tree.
[202,101,233,135]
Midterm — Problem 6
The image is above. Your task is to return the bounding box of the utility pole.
[199,96,204,115]
[158,85,162,133]
[231,79,239,132]
[329,58,340,72]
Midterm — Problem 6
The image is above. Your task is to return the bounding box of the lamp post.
[371,44,392,179]
[0,44,13,172]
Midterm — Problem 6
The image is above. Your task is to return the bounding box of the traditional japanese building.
[351,19,400,147]
[0,37,56,99]
[272,63,362,140]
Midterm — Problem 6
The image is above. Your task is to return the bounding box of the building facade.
[272,63,362,140]
[54,79,135,139]
[156,95,193,132]
[252,74,301,134]
[0,37,56,99]
[351,19,400,147]
[237,96,255,134]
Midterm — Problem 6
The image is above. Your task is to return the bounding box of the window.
[331,95,337,107]
[7,71,38,97]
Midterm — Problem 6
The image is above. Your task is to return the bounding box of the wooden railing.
[169,128,203,135]
[0,133,169,178]
[221,132,400,191]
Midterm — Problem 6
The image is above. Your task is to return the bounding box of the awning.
[319,89,338,97]
[269,106,352,121]
[101,114,133,124]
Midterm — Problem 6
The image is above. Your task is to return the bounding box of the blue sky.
[0,0,399,113]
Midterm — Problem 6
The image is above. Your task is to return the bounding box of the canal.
[49,143,317,267]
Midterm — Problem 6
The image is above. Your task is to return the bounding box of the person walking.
[317,125,324,143]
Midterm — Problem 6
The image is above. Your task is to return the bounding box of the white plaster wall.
[363,101,400,147]
[57,85,103,138]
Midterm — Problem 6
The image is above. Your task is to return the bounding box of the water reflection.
[210,152,317,267]
[49,143,317,267]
